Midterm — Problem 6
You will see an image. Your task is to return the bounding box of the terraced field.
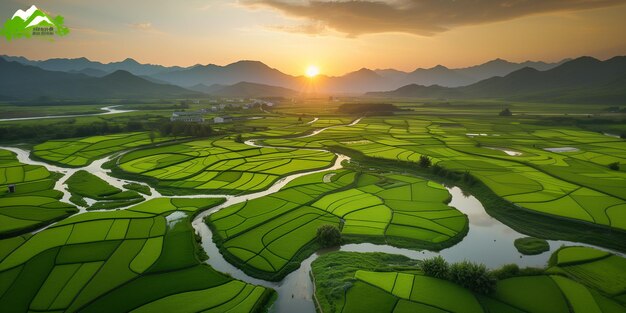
[0,197,274,312]
[261,117,626,232]
[207,169,467,279]
[116,136,336,194]
[0,149,77,237]
[65,170,144,210]
[313,250,626,313]
[33,132,172,167]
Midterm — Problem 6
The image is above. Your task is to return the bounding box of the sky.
[1,0,626,76]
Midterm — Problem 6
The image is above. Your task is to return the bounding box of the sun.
[305,65,320,78]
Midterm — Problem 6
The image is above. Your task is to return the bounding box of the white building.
[213,115,233,124]
[170,111,204,123]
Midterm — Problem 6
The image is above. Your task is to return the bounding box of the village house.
[170,111,204,123]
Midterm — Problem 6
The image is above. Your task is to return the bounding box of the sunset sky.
[1,0,626,76]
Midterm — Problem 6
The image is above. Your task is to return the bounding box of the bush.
[234,134,244,143]
[448,261,496,295]
[421,256,449,279]
[317,225,341,247]
[492,264,520,280]
[418,155,432,168]
[499,108,512,116]
[608,162,620,171]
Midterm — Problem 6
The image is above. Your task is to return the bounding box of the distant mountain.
[0,58,200,100]
[0,55,591,94]
[209,82,299,97]
[188,83,227,94]
[366,56,626,104]
[0,55,182,76]
[151,60,295,88]
[68,68,108,77]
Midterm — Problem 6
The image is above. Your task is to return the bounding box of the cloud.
[243,0,626,36]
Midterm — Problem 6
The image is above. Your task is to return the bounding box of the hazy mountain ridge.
[0,58,201,100]
[1,55,569,93]
[366,56,626,104]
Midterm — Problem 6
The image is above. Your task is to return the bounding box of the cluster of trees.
[337,103,400,115]
[421,256,496,294]
[317,225,341,247]
[157,121,213,138]
[0,116,213,143]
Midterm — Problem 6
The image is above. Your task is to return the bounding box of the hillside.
[0,59,201,100]
[209,82,299,97]
[366,56,626,104]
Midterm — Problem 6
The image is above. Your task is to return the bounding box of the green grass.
[513,237,550,255]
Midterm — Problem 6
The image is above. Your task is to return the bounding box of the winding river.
[0,105,134,122]
[1,117,623,313]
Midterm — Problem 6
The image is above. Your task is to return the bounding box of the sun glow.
[305,65,320,78]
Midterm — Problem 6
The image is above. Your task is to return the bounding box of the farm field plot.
[33,132,172,167]
[0,197,273,312]
[207,169,467,279]
[116,136,336,194]
[548,246,626,301]
[260,116,626,232]
[0,149,77,237]
[312,250,626,313]
[66,170,144,210]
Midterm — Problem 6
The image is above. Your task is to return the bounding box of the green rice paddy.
[0,197,273,312]
[313,249,626,313]
[207,169,467,279]
[33,132,172,167]
[260,116,626,232]
[0,149,77,237]
[66,170,144,210]
[116,136,336,194]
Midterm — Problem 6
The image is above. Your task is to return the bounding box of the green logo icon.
[0,5,69,41]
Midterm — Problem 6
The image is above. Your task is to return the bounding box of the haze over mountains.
[1,55,568,94]
[367,56,626,104]
[0,54,624,104]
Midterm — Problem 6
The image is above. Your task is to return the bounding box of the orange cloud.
[245,0,626,36]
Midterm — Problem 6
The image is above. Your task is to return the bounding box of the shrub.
[421,256,449,279]
[448,261,496,295]
[234,134,244,143]
[499,108,512,116]
[492,264,520,280]
[418,155,432,168]
[608,162,620,171]
[317,225,341,247]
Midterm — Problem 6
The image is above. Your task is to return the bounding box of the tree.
[419,155,432,168]
[421,256,449,279]
[317,225,341,247]
[149,130,156,143]
[609,162,620,171]
[234,134,244,143]
[499,108,512,116]
[448,261,496,295]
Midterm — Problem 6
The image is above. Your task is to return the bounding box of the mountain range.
[0,55,624,103]
[367,56,626,104]
[1,55,569,94]
[0,58,200,100]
